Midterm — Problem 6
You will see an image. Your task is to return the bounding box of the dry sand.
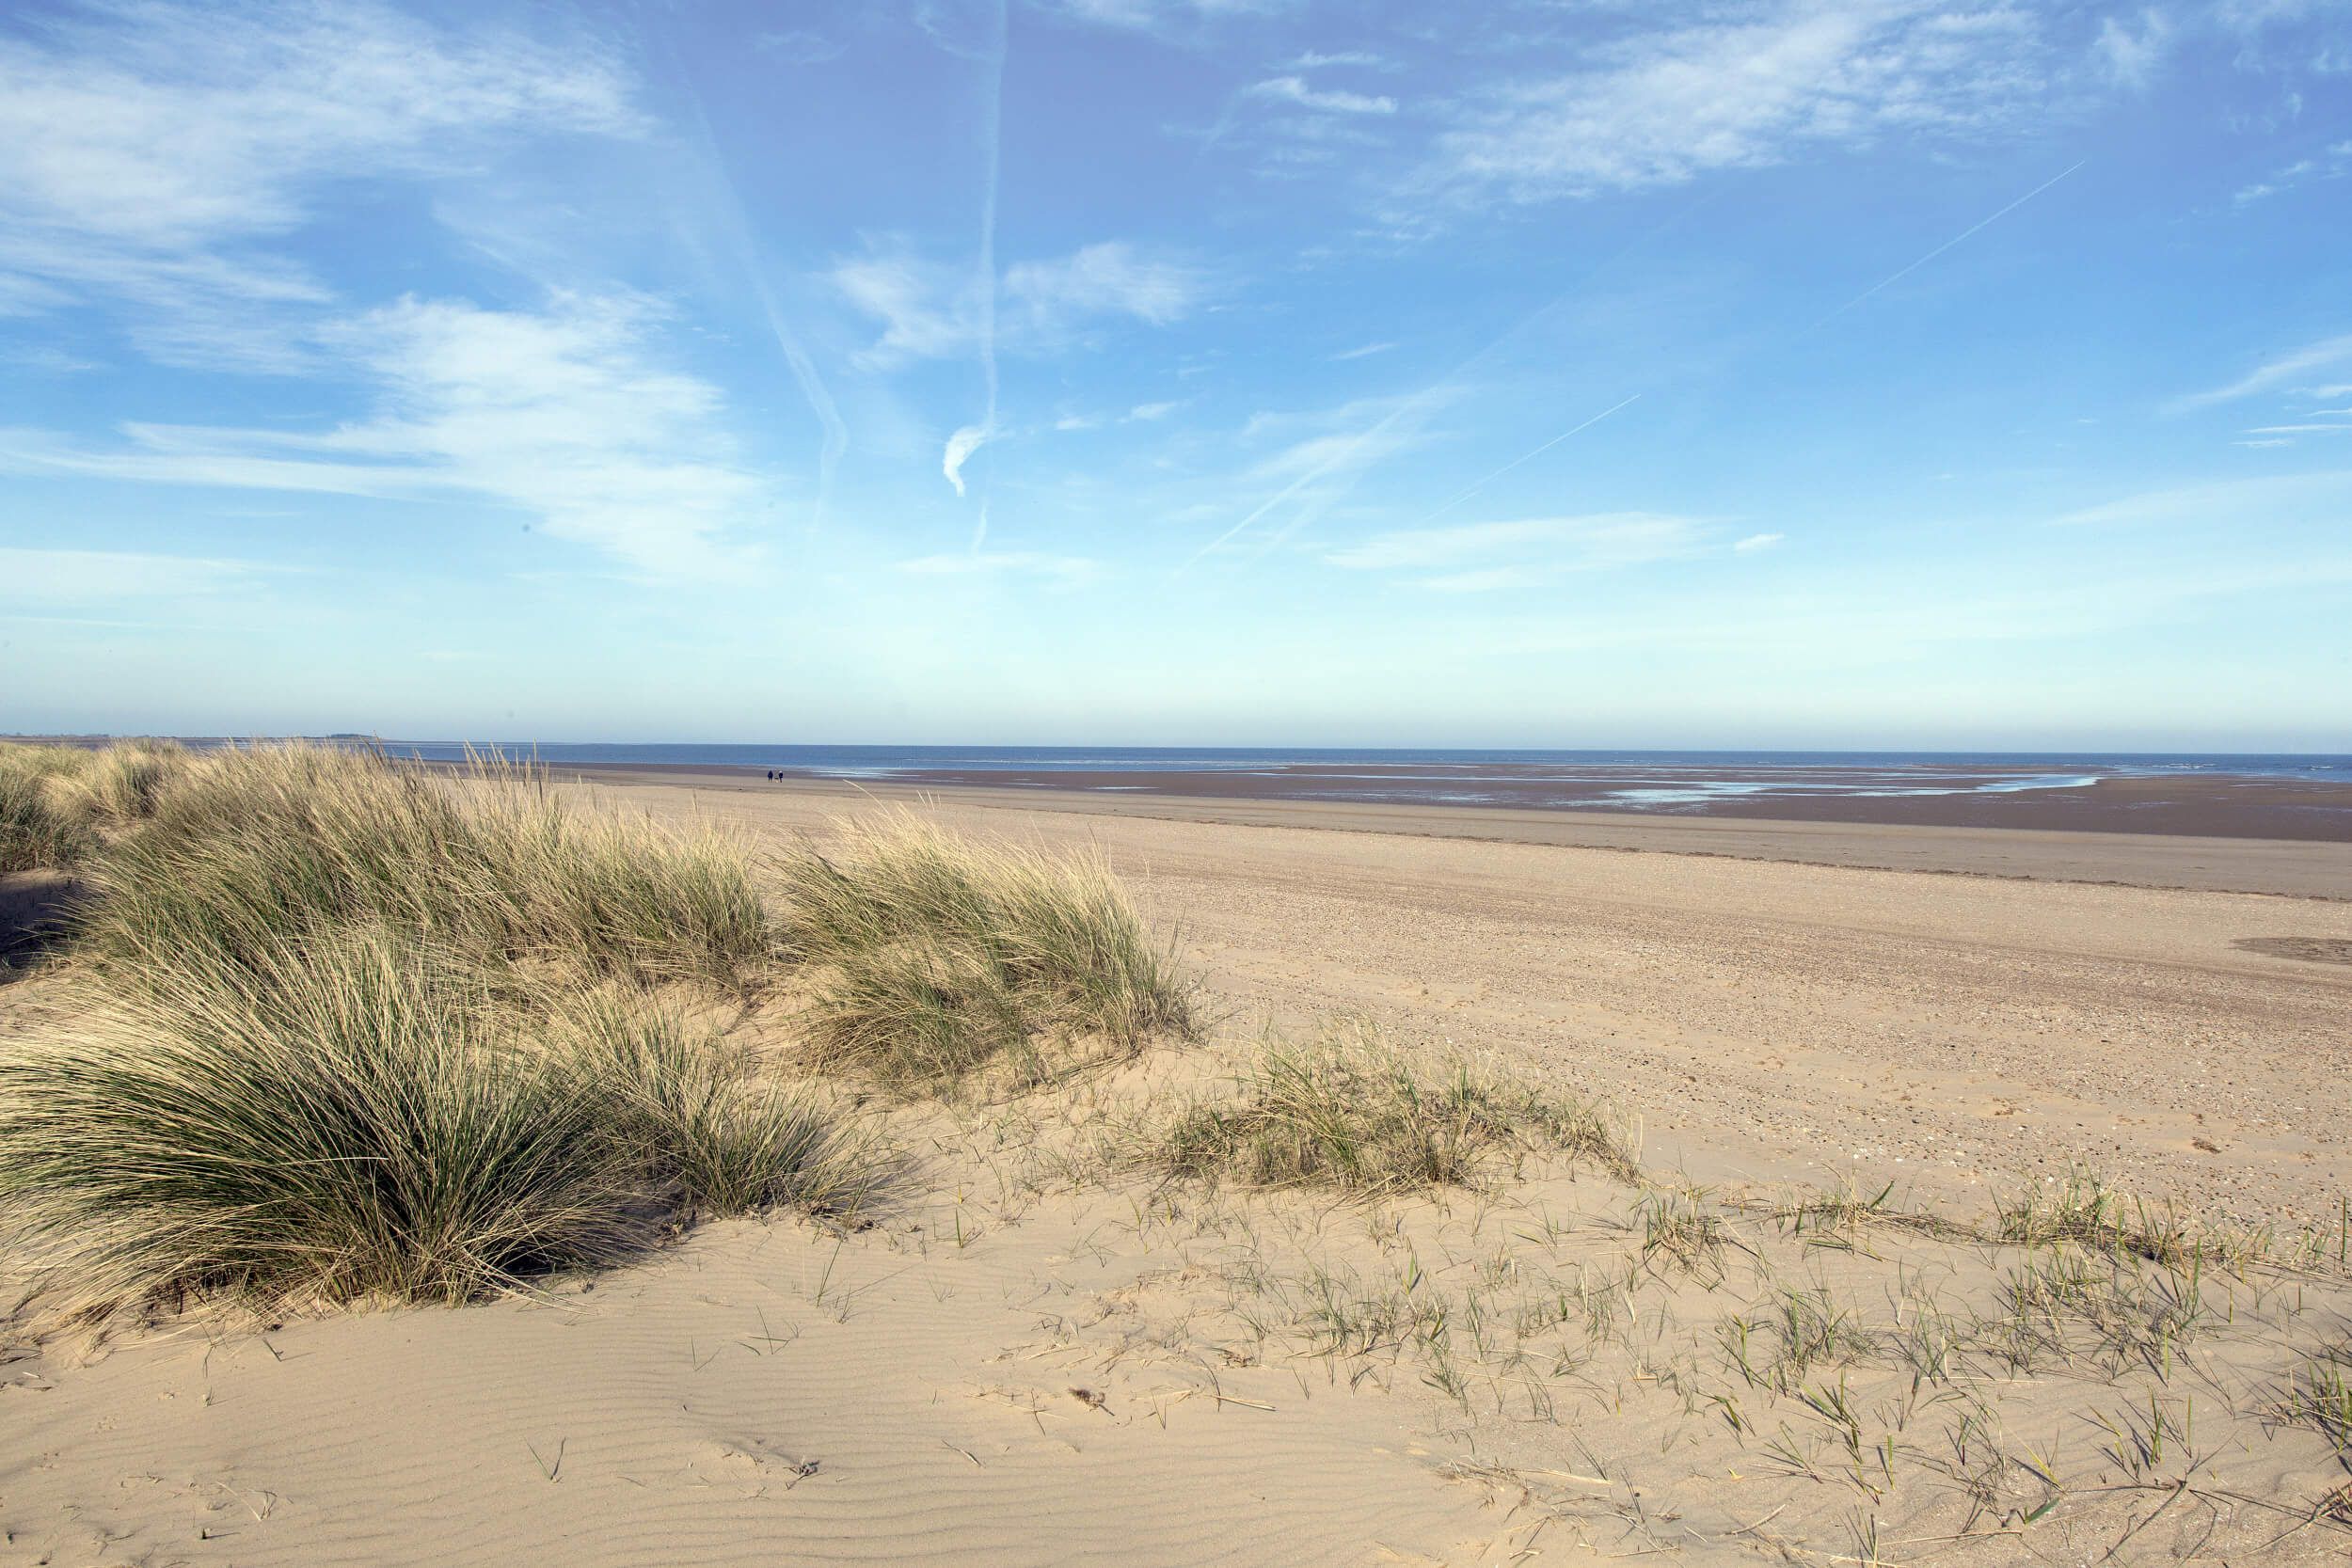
[4,784,2350,1566]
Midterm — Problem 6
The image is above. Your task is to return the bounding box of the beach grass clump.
[1145,1017,1635,1196]
[553,987,882,1219]
[0,925,639,1314]
[0,925,881,1320]
[50,738,185,829]
[778,812,1194,1092]
[0,741,192,871]
[0,767,88,873]
[75,742,769,993]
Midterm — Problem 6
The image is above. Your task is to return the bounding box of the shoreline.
[548,763,2352,900]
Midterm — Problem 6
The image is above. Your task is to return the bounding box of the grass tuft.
[1144,1017,1636,1196]
[778,811,1194,1092]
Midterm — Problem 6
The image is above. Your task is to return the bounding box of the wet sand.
[551,765,2352,899]
[757,765,2352,843]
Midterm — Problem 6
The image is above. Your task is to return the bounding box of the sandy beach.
[5,777,2350,1565]
[594,777,2352,1217]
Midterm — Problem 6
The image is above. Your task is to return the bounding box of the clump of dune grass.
[75,743,769,994]
[0,740,192,872]
[778,812,1194,1093]
[0,768,87,873]
[1143,1017,1636,1196]
[553,987,883,1219]
[0,925,638,1315]
[49,737,184,828]
[0,925,882,1321]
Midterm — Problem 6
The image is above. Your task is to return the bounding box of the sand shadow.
[0,871,82,982]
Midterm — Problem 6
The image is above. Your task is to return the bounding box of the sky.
[2,0,2348,750]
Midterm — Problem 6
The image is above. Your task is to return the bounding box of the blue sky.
[2,0,2347,748]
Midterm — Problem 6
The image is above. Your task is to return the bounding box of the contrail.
[1184,391,1440,568]
[1814,160,2086,328]
[1192,189,1725,564]
[654,25,849,529]
[750,277,848,523]
[1413,393,1640,529]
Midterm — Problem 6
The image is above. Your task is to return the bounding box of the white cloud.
[1424,2,2053,203]
[2233,138,2352,202]
[1734,531,1786,551]
[1330,341,1395,360]
[1004,242,1204,328]
[836,241,1205,365]
[1249,76,1396,115]
[832,252,973,366]
[2096,11,2171,88]
[2169,333,2352,409]
[0,547,263,603]
[1126,401,1181,420]
[0,0,643,362]
[0,292,766,576]
[1327,513,1708,576]
[2046,470,2352,527]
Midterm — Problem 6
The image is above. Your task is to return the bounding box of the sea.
[362,744,2352,814]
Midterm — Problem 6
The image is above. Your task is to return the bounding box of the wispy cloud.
[1327,512,1709,587]
[0,292,766,576]
[1330,341,1395,360]
[0,546,274,603]
[1734,531,1785,551]
[0,0,643,366]
[2047,470,2352,526]
[2169,333,2352,410]
[835,240,1206,366]
[1249,76,1396,115]
[1004,242,1205,328]
[1191,388,1463,563]
[1423,3,2056,204]
[2095,11,2171,89]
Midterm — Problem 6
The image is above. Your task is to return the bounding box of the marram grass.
[1145,1016,1640,1196]
[0,738,189,872]
[74,743,770,993]
[777,810,1195,1092]
[0,741,885,1322]
[0,924,881,1320]
[0,767,87,874]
